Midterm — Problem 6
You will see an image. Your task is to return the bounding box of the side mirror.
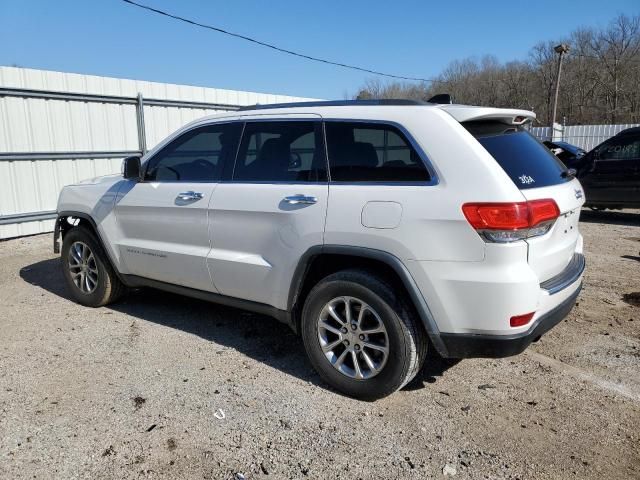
[122,156,142,180]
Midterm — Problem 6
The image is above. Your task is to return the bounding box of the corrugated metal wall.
[531,123,639,151]
[0,67,318,239]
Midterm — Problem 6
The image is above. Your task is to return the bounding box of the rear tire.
[61,226,125,307]
[301,269,427,400]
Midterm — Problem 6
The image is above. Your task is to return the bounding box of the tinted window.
[464,121,569,189]
[144,123,241,182]
[233,121,327,182]
[325,122,430,182]
[596,136,640,160]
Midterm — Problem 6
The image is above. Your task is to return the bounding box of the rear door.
[465,122,584,282]
[114,122,241,291]
[580,135,640,205]
[206,117,328,309]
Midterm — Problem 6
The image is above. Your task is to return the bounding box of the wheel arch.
[55,211,128,285]
[288,245,448,356]
[56,211,98,238]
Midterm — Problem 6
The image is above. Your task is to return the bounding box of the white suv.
[54,100,585,400]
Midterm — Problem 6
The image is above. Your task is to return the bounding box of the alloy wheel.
[68,241,99,294]
[317,296,389,380]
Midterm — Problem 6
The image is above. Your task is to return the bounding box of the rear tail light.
[462,199,560,243]
[510,312,535,327]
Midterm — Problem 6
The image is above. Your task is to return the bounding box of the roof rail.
[238,99,429,111]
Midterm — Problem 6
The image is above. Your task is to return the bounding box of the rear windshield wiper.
[561,168,576,179]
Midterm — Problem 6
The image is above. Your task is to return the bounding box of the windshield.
[464,121,571,190]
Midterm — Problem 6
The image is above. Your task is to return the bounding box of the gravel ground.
[1,209,639,479]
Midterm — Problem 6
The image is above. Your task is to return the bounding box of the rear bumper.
[438,282,581,358]
[540,253,585,294]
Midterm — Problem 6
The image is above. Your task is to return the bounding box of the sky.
[1,0,638,99]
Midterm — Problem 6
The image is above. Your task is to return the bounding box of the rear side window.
[145,123,241,182]
[233,121,327,182]
[325,122,431,182]
[464,121,570,189]
[595,136,640,160]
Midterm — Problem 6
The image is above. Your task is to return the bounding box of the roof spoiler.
[427,94,453,105]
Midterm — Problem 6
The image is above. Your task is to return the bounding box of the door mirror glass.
[122,156,142,180]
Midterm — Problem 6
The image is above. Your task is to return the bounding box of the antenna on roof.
[427,94,453,104]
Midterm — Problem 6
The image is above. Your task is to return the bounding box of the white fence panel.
[0,67,318,239]
[531,123,639,151]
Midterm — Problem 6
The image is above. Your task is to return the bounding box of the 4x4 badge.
[575,189,583,199]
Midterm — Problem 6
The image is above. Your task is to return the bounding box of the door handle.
[177,191,204,201]
[283,194,317,205]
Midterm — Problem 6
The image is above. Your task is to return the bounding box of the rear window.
[464,121,570,189]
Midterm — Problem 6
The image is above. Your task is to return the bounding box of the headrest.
[259,138,291,167]
[332,141,379,168]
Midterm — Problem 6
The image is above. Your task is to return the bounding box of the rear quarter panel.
[323,108,527,263]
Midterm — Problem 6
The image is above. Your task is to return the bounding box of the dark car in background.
[543,140,586,169]
[575,127,640,210]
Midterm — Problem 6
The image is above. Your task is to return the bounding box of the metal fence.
[0,67,316,239]
[3,67,635,240]
[530,123,639,151]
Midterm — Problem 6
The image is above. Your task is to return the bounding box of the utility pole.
[551,44,570,128]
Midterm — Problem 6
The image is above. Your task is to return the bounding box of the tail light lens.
[462,199,560,243]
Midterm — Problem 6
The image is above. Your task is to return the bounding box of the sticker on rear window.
[464,124,570,190]
[519,174,535,185]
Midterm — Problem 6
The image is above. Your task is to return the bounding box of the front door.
[115,122,242,291]
[207,118,328,310]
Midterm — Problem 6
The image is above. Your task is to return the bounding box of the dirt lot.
[1,209,639,479]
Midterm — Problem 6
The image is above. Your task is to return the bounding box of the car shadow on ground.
[580,208,640,227]
[20,258,457,397]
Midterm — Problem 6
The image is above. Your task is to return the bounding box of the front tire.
[301,269,427,400]
[61,226,125,307]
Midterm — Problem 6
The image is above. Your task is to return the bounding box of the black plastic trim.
[123,275,293,328]
[287,245,448,356]
[439,283,582,358]
[540,253,585,294]
[53,216,61,253]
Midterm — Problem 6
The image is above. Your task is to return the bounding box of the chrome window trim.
[140,117,440,186]
[221,181,329,185]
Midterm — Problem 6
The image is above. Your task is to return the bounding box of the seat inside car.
[242,138,293,181]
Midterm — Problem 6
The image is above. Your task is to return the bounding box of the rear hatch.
[464,120,584,282]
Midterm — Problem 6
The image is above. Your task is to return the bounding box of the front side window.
[325,122,431,182]
[233,121,327,182]
[596,137,640,161]
[144,123,242,182]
